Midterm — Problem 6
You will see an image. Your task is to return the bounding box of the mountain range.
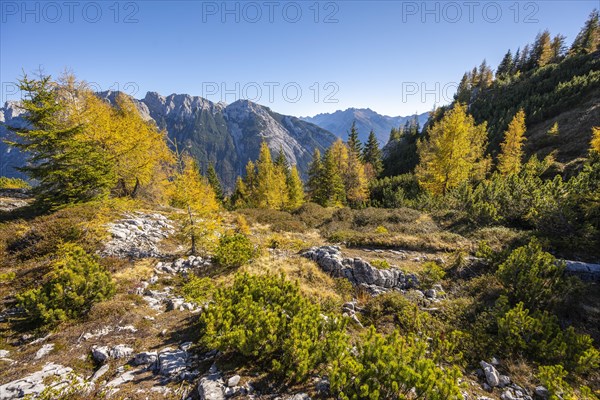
[0,92,339,190]
[301,108,429,145]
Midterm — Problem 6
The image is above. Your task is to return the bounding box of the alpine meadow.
[0,2,599,400]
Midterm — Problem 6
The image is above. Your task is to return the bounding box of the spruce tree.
[455,73,471,102]
[347,121,362,156]
[307,148,326,205]
[363,130,383,177]
[6,75,114,208]
[498,110,527,175]
[322,147,346,207]
[206,163,224,202]
[570,9,600,55]
[496,50,514,78]
[550,34,567,63]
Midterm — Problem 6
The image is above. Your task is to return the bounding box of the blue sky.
[0,1,597,117]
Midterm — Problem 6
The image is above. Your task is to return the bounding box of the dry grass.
[238,255,344,306]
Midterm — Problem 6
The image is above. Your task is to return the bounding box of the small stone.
[133,351,158,366]
[499,375,510,387]
[227,374,241,387]
[111,344,134,359]
[35,343,54,360]
[117,325,138,333]
[90,364,110,382]
[535,386,549,399]
[91,345,111,363]
[0,349,10,358]
[424,289,437,299]
[179,342,193,351]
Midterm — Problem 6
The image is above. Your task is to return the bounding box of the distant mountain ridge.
[0,92,338,190]
[301,108,429,145]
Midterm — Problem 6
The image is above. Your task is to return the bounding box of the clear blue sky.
[1,1,597,117]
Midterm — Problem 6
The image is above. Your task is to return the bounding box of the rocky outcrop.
[0,363,91,399]
[102,212,174,258]
[302,246,418,295]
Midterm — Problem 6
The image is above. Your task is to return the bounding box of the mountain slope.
[301,108,428,145]
[0,92,338,190]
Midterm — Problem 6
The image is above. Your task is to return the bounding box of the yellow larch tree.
[497,109,527,175]
[416,103,489,195]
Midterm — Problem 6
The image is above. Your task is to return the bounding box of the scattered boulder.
[198,370,226,400]
[302,246,418,294]
[157,347,188,377]
[480,360,500,387]
[91,346,111,364]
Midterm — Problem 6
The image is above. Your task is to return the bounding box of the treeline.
[229,122,383,210]
[450,9,600,150]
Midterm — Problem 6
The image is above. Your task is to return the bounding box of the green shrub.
[498,302,600,374]
[537,365,598,400]
[364,291,441,334]
[199,273,347,382]
[0,177,31,189]
[329,326,463,400]
[213,233,256,268]
[181,276,214,304]
[418,261,446,289]
[496,239,575,312]
[17,243,116,327]
[293,202,334,228]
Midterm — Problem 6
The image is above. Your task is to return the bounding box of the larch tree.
[497,109,527,175]
[345,148,369,207]
[591,126,600,154]
[286,165,305,209]
[255,142,287,209]
[532,30,553,68]
[232,176,249,208]
[170,152,219,255]
[416,103,489,196]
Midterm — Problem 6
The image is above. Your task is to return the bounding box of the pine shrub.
[213,233,256,268]
[198,273,347,382]
[17,243,116,327]
[329,326,463,400]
